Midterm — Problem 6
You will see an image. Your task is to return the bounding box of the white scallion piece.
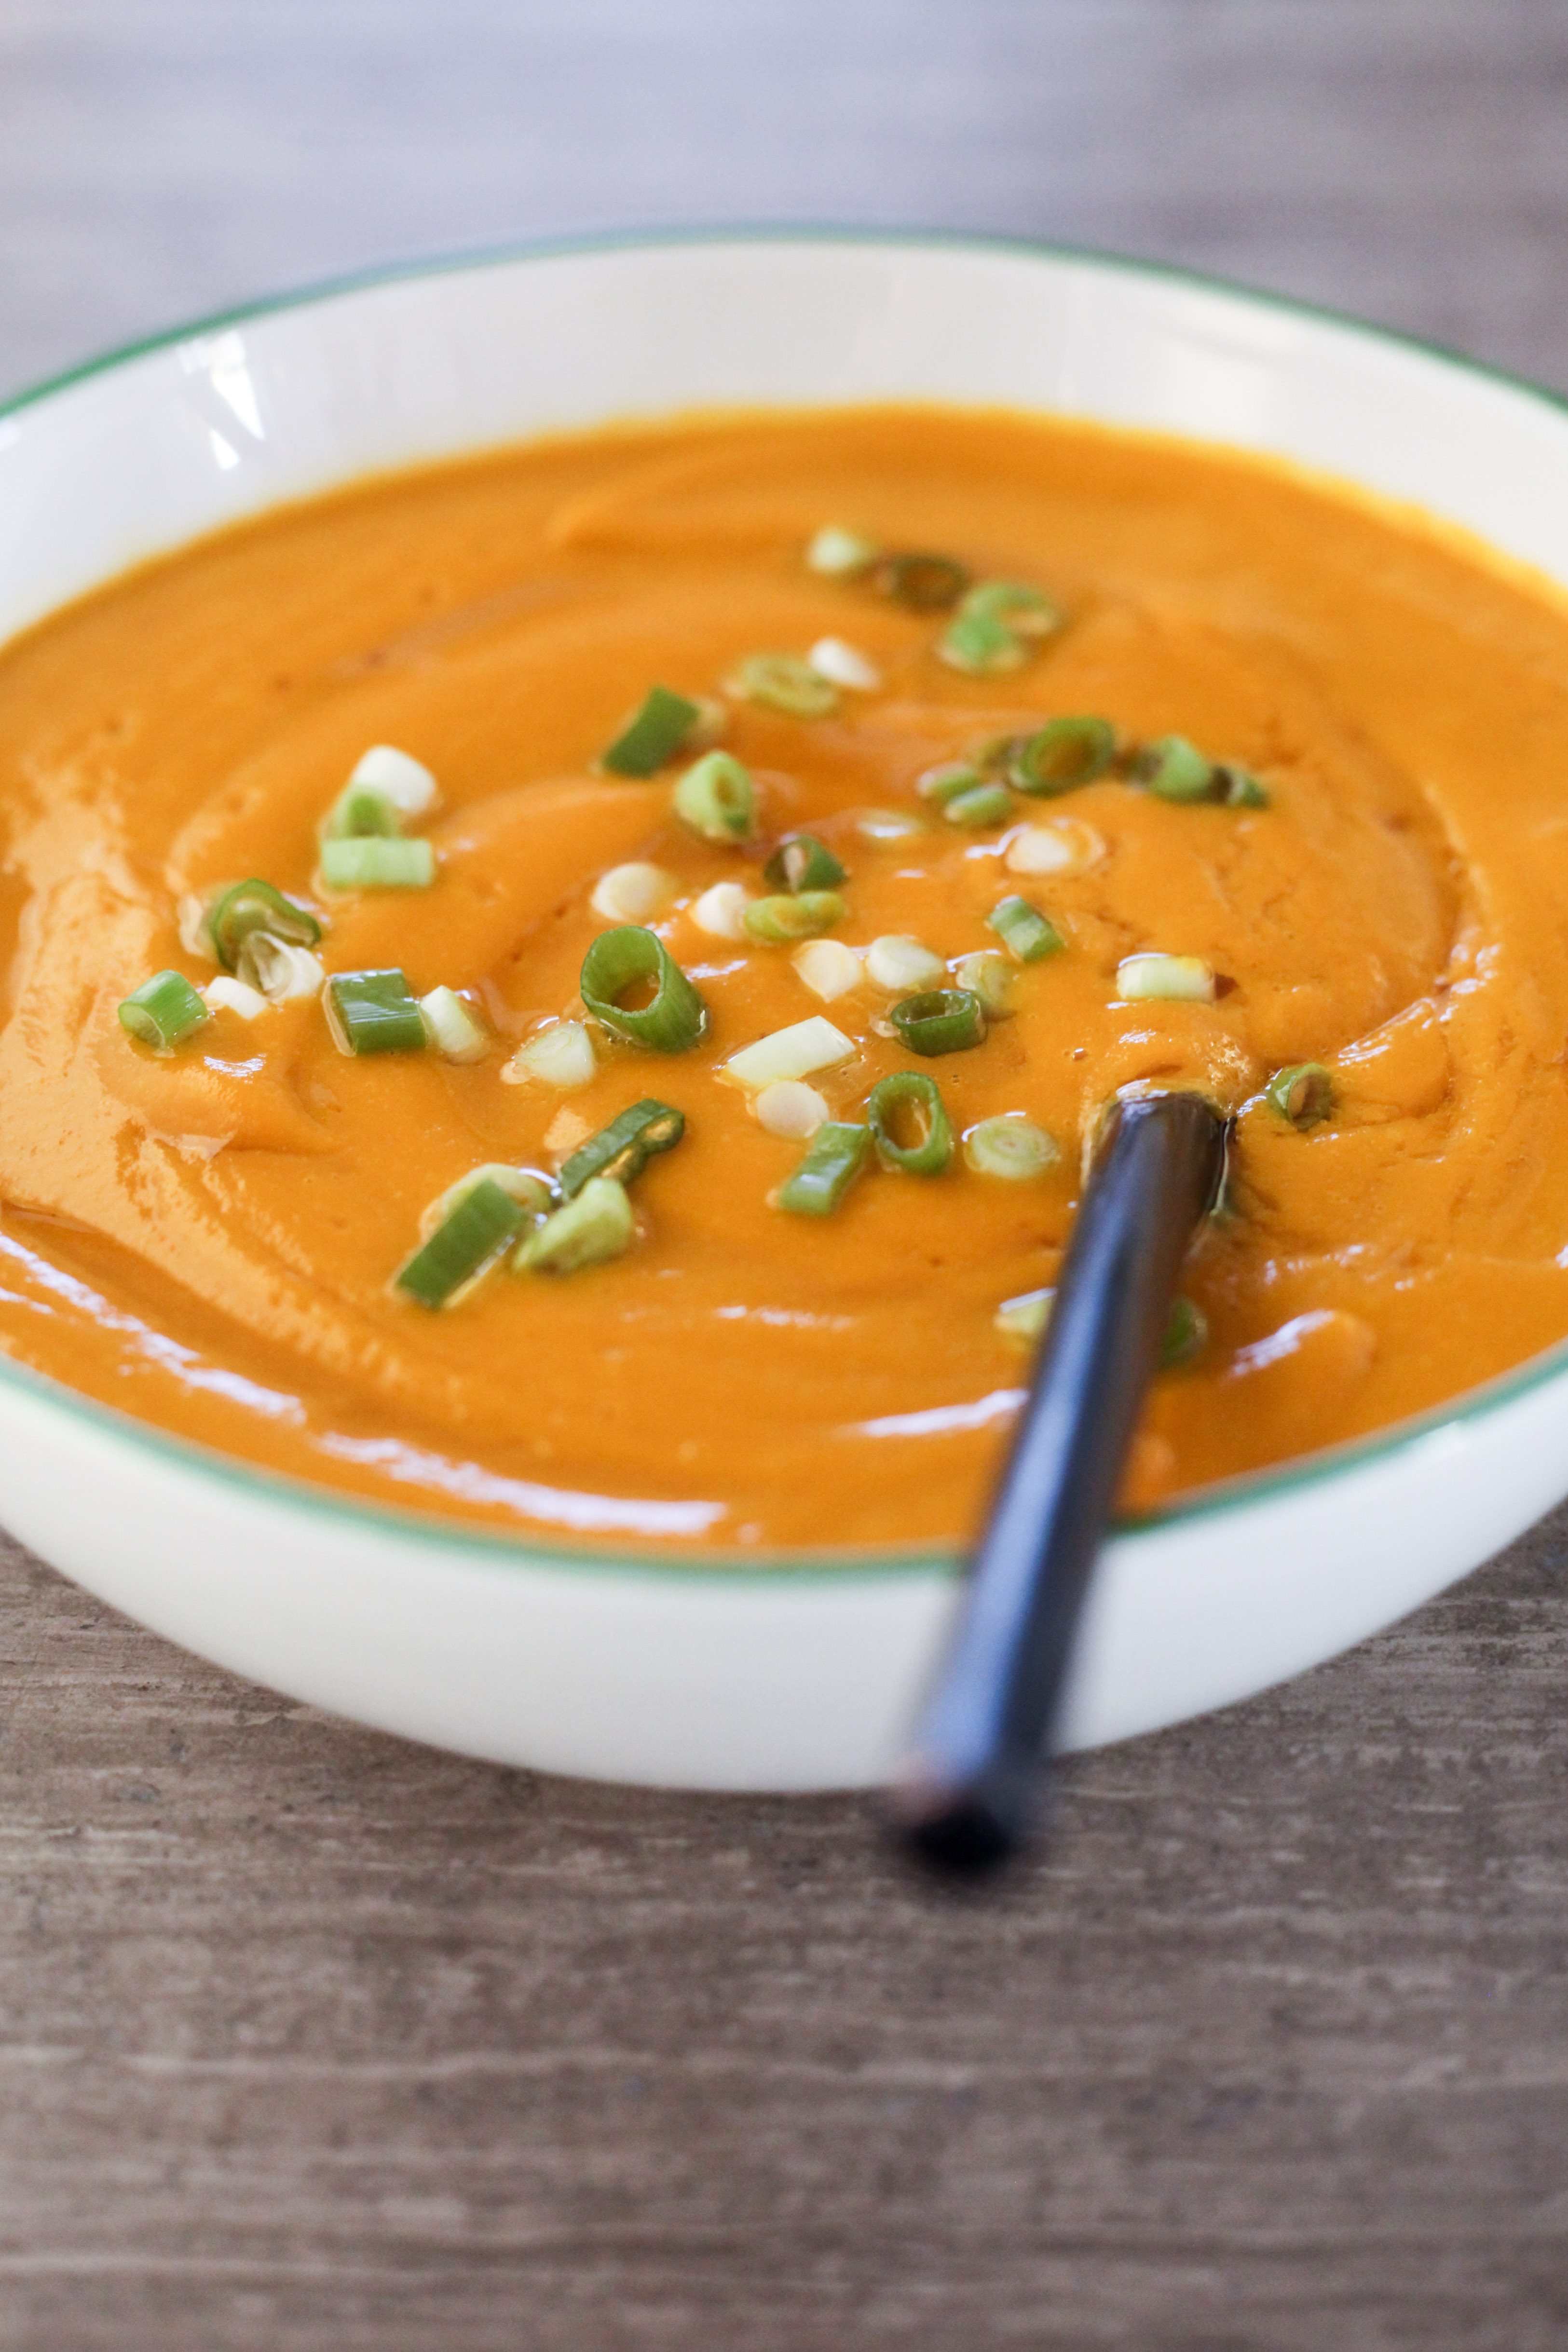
[865,934,946,993]
[1005,818,1105,877]
[589,860,677,924]
[791,938,863,1003]
[202,976,269,1020]
[807,636,882,692]
[419,985,489,1063]
[501,1018,599,1090]
[723,1016,857,1092]
[805,524,879,577]
[242,937,324,1002]
[995,1286,1054,1343]
[1116,952,1216,1004]
[691,880,753,940]
[349,743,438,816]
[855,807,926,843]
[754,1079,831,1139]
[177,892,214,959]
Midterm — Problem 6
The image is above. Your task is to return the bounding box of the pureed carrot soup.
[2,404,1568,1549]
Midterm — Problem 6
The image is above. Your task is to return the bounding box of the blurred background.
[5,0,1568,401]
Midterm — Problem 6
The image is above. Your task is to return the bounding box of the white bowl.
[5,232,1568,1790]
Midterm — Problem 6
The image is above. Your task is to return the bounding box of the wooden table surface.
[3,6,1568,2346]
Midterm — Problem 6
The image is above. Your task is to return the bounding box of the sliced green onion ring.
[324,968,427,1055]
[1160,1296,1208,1368]
[943,781,1015,828]
[987,895,1064,964]
[579,925,709,1052]
[762,832,846,893]
[949,950,1018,1018]
[915,761,982,805]
[319,836,436,891]
[938,611,1029,677]
[118,969,212,1051]
[995,1286,1054,1343]
[207,878,323,972]
[727,653,839,719]
[601,685,703,777]
[805,524,880,578]
[957,580,1062,637]
[867,1071,954,1174]
[775,1121,870,1216]
[1266,1061,1334,1127]
[419,985,488,1062]
[742,892,845,945]
[1136,734,1215,803]
[559,1099,685,1197]
[395,1177,527,1309]
[422,1163,555,1236]
[872,552,970,611]
[887,988,985,1056]
[515,1175,635,1275]
[963,1114,1059,1180]
[1213,763,1270,809]
[672,750,757,842]
[1010,715,1117,796]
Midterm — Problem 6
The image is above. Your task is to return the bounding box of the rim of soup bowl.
[4,221,1567,1587]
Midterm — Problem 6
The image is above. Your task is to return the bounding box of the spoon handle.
[890,1092,1228,1875]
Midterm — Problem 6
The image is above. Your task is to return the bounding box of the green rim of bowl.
[5,222,1568,1586]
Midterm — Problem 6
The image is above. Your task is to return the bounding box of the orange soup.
[3,404,1568,1548]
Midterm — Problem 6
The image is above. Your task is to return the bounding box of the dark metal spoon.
[887,1090,1229,1876]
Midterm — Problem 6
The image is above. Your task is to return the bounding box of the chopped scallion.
[938,611,1029,677]
[395,1176,527,1309]
[690,879,752,939]
[805,524,880,578]
[995,1286,1053,1343]
[419,985,489,1063]
[324,968,427,1055]
[776,1121,870,1216]
[754,1079,829,1139]
[742,891,845,945]
[600,685,704,777]
[348,745,438,815]
[887,988,985,1056]
[915,761,982,805]
[503,1018,599,1090]
[791,938,863,1002]
[727,653,840,719]
[1266,1061,1334,1127]
[763,833,846,893]
[1135,734,1215,803]
[987,895,1064,964]
[1005,816,1105,876]
[865,935,945,993]
[117,969,212,1051]
[422,1164,555,1236]
[867,1071,954,1174]
[319,836,436,891]
[207,878,322,971]
[963,1115,1059,1180]
[579,925,709,1052]
[872,552,969,612]
[943,781,1015,828]
[237,934,324,1001]
[1160,1296,1208,1368]
[957,579,1061,637]
[673,750,757,843]
[202,976,268,1020]
[806,637,881,691]
[1213,763,1270,809]
[589,861,677,924]
[724,1016,856,1091]
[1010,716,1117,796]
[1116,952,1215,1003]
[558,1098,685,1197]
[515,1175,635,1275]
[948,950,1018,1019]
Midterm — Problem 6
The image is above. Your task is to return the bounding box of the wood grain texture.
[3,4,1568,2346]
